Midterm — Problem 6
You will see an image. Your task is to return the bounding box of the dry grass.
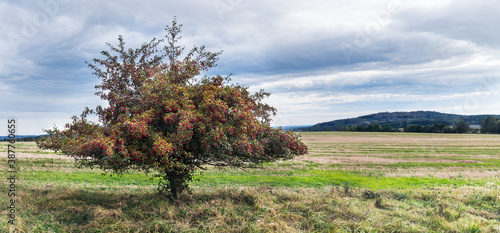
[2,184,500,232]
[301,131,500,144]
[295,132,500,179]
[12,152,70,159]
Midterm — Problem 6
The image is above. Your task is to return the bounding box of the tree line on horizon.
[0,135,44,142]
[479,116,500,134]
[331,116,500,134]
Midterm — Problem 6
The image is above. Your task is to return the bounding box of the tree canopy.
[37,19,307,199]
[481,116,498,134]
[454,120,470,134]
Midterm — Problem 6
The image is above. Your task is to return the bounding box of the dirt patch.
[300,132,500,146]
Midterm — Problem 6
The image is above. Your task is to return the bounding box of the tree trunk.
[167,172,182,200]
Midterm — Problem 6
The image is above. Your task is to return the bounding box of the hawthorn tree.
[37,19,307,199]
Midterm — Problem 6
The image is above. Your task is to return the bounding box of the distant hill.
[295,111,500,132]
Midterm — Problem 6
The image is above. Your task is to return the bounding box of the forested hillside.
[296,111,500,132]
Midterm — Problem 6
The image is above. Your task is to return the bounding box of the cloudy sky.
[2,0,500,135]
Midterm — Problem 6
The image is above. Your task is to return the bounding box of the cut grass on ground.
[1,132,500,232]
[2,185,499,232]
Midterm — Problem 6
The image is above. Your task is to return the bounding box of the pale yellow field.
[296,132,500,178]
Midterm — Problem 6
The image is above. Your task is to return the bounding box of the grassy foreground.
[1,132,500,232]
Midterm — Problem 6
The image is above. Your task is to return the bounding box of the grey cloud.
[397,0,500,49]
[2,0,500,134]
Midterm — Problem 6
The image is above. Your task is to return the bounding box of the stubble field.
[1,132,500,232]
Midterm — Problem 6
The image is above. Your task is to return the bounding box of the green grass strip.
[9,168,499,191]
[195,169,496,190]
